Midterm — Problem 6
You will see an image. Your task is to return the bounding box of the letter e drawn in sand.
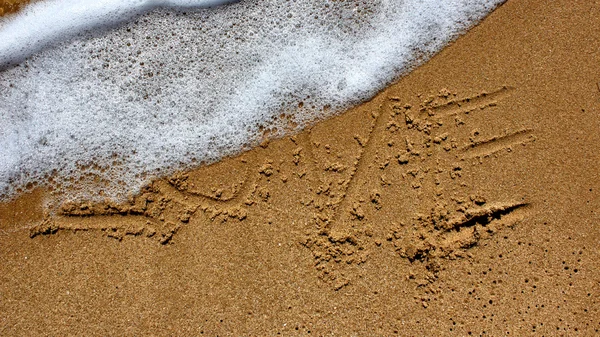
[389,86,534,291]
[302,86,535,290]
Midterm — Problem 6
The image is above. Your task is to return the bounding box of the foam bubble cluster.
[0,0,239,67]
[0,0,504,201]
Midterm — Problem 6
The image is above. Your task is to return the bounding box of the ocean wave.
[0,0,504,201]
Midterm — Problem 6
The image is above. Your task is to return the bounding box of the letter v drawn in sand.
[300,98,393,289]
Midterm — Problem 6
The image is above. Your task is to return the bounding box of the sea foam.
[0,0,504,201]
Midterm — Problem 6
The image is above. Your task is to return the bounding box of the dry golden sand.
[1,0,600,335]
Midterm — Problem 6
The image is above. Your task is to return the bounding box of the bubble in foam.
[0,0,505,202]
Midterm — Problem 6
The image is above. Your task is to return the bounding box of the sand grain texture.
[1,0,599,335]
[0,0,27,16]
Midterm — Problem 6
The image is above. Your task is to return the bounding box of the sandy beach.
[1,0,599,335]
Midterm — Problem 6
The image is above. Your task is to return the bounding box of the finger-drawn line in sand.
[166,157,255,204]
[389,199,530,297]
[461,128,535,159]
[31,215,172,243]
[299,101,389,289]
[443,201,527,227]
[392,200,529,261]
[332,104,389,225]
[419,86,514,118]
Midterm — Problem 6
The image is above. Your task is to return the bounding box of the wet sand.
[1,0,599,335]
[0,0,27,16]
